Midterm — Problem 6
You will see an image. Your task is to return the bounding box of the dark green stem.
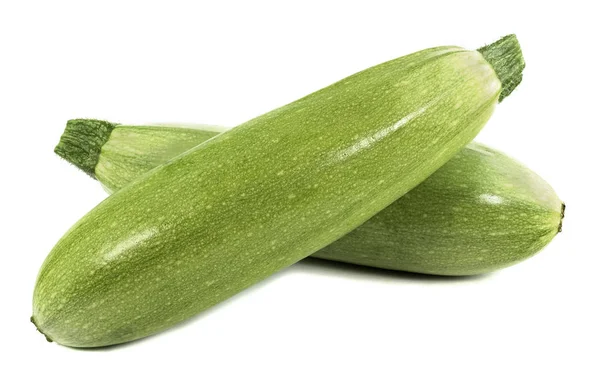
[54,119,117,178]
[478,34,526,102]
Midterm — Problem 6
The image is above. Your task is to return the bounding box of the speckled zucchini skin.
[35,45,505,347]
[318,143,563,275]
[81,125,563,276]
[97,126,218,190]
[95,125,224,192]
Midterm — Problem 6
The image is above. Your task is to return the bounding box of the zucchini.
[57,121,563,276]
[34,35,525,347]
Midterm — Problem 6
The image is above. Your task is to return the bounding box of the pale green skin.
[324,143,562,274]
[34,46,501,347]
[98,126,562,275]
[96,125,223,192]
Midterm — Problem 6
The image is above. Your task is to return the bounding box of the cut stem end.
[478,34,526,103]
[54,119,117,178]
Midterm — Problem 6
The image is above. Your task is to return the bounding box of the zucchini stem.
[477,34,525,102]
[54,119,117,178]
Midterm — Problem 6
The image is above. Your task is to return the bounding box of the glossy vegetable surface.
[35,35,524,347]
[59,121,562,276]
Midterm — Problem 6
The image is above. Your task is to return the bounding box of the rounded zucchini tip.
[31,316,53,343]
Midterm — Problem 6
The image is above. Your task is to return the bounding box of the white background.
[1,1,598,376]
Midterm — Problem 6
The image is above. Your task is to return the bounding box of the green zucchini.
[34,35,525,347]
[57,121,563,276]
